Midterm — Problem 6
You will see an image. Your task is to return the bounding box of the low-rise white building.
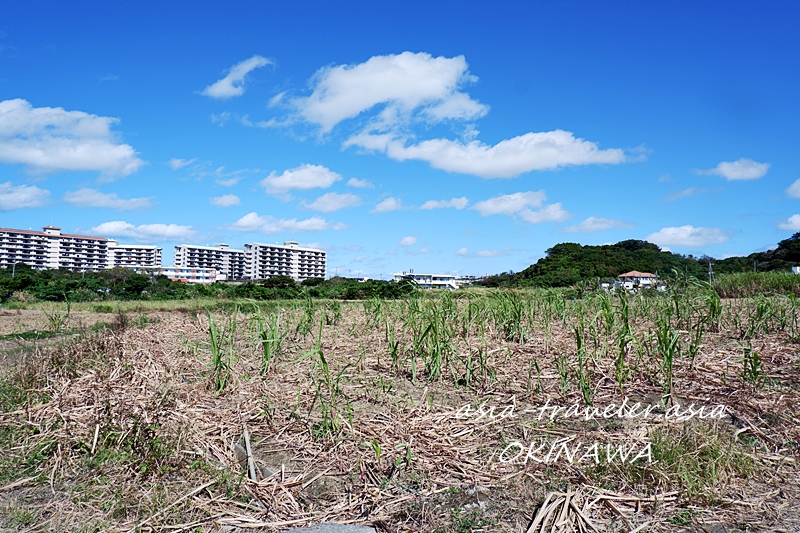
[618,270,658,289]
[393,271,460,290]
[139,266,219,284]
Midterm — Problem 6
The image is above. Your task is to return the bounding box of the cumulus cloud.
[201,55,272,99]
[399,236,417,246]
[292,51,487,133]
[778,215,800,231]
[168,157,196,170]
[697,158,770,181]
[261,164,341,194]
[347,130,626,178]
[563,216,635,233]
[63,188,152,210]
[517,203,571,224]
[0,98,144,177]
[0,181,50,211]
[90,221,195,242]
[277,52,627,179]
[302,192,361,212]
[455,247,468,256]
[645,225,730,247]
[371,197,404,213]
[227,212,346,234]
[471,191,570,224]
[785,179,800,199]
[347,177,374,189]
[471,191,546,216]
[210,194,241,207]
[420,197,468,210]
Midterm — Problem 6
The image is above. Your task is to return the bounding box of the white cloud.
[346,129,626,178]
[697,158,770,181]
[778,215,800,231]
[261,164,341,194]
[475,249,507,257]
[211,111,232,126]
[284,52,626,179]
[371,197,404,213]
[455,247,468,256]
[786,179,800,199]
[472,191,570,224]
[300,242,333,251]
[518,203,571,224]
[471,191,546,216]
[406,247,430,255]
[302,192,361,212]
[0,182,50,211]
[292,51,487,133]
[0,98,144,177]
[201,55,272,99]
[227,212,346,234]
[215,177,242,187]
[399,236,417,246]
[90,221,195,242]
[645,225,730,247]
[347,177,374,189]
[420,197,468,210]
[168,157,196,170]
[665,187,707,201]
[563,216,635,233]
[63,188,152,210]
[210,194,241,207]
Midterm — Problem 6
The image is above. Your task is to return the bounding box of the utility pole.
[708,258,714,284]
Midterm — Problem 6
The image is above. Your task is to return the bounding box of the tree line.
[0,265,416,303]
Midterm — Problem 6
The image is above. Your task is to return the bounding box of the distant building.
[107,240,162,269]
[173,243,246,281]
[0,225,161,272]
[140,266,219,284]
[174,240,326,282]
[245,241,326,282]
[618,270,658,287]
[792,266,800,275]
[393,271,460,290]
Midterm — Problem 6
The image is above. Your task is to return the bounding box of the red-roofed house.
[618,270,658,288]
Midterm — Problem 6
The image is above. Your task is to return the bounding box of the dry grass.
[0,292,798,532]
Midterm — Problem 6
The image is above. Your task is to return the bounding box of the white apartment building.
[393,271,460,290]
[137,266,219,284]
[0,225,162,272]
[107,240,162,268]
[245,241,326,282]
[174,243,246,280]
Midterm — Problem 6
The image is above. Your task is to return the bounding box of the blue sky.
[1,1,799,278]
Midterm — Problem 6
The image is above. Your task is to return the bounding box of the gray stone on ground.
[281,523,376,533]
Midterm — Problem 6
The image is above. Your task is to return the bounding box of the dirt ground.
[1,298,799,532]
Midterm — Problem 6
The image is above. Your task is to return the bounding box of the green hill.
[480,233,800,288]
